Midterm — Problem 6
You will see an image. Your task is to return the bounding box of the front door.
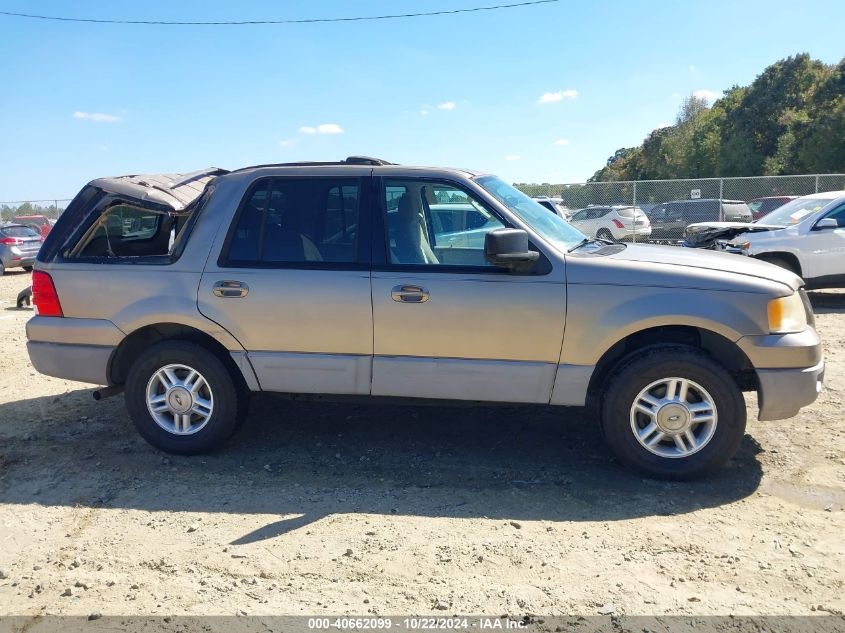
[805,203,845,281]
[199,175,373,394]
[370,177,567,403]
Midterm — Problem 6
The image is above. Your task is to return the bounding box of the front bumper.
[756,360,825,421]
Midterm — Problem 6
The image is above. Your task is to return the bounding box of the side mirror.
[815,217,839,230]
[484,228,540,273]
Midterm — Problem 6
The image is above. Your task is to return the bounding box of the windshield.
[759,196,836,226]
[474,176,585,252]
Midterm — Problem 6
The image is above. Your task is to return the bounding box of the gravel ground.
[0,270,843,617]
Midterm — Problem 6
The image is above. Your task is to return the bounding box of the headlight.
[767,293,807,333]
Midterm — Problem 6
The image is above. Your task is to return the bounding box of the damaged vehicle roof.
[88,167,228,211]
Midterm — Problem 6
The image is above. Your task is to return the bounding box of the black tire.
[124,340,242,455]
[757,255,800,277]
[0,261,5,276]
[23,265,33,272]
[597,228,614,241]
[600,345,746,480]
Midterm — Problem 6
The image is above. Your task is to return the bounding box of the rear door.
[198,175,374,395]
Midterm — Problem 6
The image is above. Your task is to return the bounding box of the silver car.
[26,158,824,479]
[0,223,41,275]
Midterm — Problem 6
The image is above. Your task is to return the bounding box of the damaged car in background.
[683,191,845,289]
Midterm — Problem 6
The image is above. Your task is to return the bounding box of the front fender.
[561,284,769,367]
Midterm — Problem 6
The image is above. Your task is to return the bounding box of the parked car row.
[543,196,800,244]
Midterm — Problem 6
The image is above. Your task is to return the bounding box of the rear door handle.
[213,280,249,298]
[391,284,429,303]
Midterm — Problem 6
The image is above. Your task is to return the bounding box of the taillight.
[0,237,22,245]
[31,271,63,317]
[612,219,625,228]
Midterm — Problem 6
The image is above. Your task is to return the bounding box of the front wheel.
[124,341,243,454]
[600,345,746,480]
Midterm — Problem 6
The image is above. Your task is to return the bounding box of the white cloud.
[693,89,718,102]
[504,154,521,161]
[688,64,696,71]
[437,101,456,111]
[537,89,577,104]
[420,109,430,116]
[279,138,297,147]
[298,123,344,135]
[553,138,570,146]
[73,111,122,123]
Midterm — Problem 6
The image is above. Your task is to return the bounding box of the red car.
[747,196,796,222]
[13,215,52,238]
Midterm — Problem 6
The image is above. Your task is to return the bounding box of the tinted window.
[822,204,845,227]
[226,178,360,265]
[1,225,39,238]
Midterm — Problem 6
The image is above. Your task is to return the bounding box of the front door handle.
[213,280,249,298]
[391,284,429,303]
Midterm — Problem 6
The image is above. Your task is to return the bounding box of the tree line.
[1,202,65,222]
[590,54,845,182]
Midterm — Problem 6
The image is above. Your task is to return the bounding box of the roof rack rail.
[230,156,395,173]
[343,156,394,166]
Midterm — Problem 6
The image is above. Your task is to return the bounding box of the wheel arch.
[753,251,803,277]
[586,325,756,409]
[108,322,257,391]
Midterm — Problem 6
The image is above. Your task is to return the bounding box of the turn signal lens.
[767,293,806,334]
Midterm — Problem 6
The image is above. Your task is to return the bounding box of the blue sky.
[1,0,844,201]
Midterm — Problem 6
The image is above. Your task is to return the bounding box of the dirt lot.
[0,270,843,618]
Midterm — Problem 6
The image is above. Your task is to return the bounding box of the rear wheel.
[125,341,242,454]
[23,266,33,272]
[600,345,746,480]
[0,262,5,276]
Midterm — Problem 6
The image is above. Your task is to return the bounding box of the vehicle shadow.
[808,290,845,314]
[0,390,764,543]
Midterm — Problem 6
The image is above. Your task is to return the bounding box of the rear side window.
[73,204,172,258]
[224,178,361,266]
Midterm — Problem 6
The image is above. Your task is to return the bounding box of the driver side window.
[383,180,505,267]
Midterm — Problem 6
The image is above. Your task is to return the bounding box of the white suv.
[685,191,845,289]
[569,205,651,241]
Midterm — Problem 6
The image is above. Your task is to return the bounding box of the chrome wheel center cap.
[167,387,193,414]
[656,403,690,433]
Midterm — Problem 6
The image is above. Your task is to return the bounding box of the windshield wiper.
[568,237,591,252]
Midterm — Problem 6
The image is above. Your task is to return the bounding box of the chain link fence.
[517,173,845,244]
